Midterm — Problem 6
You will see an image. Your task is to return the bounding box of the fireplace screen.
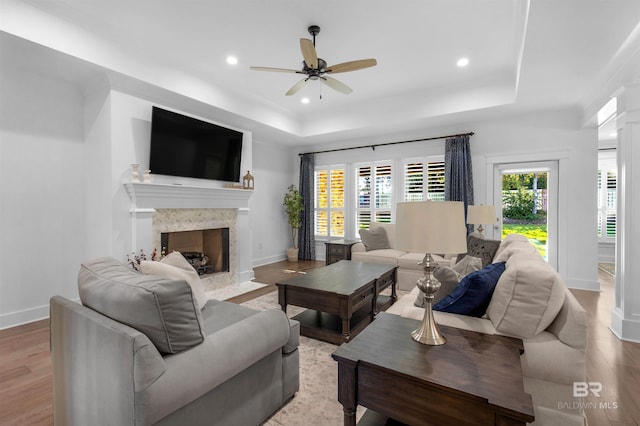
[161,228,229,275]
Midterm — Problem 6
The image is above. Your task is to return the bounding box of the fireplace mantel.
[124,181,254,284]
[125,182,253,210]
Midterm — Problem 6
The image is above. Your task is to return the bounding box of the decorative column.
[236,207,255,283]
[611,83,640,342]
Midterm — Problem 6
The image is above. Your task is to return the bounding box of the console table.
[332,313,534,426]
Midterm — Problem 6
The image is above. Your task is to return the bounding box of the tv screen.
[149,106,243,183]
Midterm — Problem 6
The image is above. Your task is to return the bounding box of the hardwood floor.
[0,261,638,425]
[572,268,640,426]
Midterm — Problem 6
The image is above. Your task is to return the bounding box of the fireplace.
[125,182,254,290]
[161,228,230,275]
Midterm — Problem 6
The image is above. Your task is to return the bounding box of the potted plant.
[283,184,304,261]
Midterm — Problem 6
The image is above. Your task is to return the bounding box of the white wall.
[250,140,296,266]
[308,109,599,291]
[0,63,600,330]
[0,75,264,329]
[0,61,86,328]
[472,111,599,290]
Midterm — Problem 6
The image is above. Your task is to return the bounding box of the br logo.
[573,382,603,397]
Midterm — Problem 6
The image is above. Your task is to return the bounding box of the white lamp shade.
[466,205,496,225]
[395,201,468,254]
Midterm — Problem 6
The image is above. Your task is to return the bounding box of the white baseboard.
[253,254,286,267]
[1,297,82,330]
[566,278,600,292]
[0,304,49,330]
[610,309,640,343]
[237,268,255,283]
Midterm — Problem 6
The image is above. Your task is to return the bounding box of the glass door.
[494,161,558,268]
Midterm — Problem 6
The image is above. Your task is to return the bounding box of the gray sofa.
[387,234,588,426]
[50,257,299,426]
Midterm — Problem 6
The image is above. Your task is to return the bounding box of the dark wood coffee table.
[331,313,535,426]
[276,260,397,345]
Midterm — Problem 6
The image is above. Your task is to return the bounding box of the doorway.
[493,161,558,269]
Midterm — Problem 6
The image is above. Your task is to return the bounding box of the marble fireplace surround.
[125,182,254,289]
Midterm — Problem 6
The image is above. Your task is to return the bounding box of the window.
[402,157,445,202]
[597,154,617,240]
[315,166,345,238]
[355,162,392,233]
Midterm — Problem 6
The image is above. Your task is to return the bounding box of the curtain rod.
[298,131,474,156]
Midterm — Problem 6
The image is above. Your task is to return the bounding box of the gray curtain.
[444,135,474,233]
[298,154,315,260]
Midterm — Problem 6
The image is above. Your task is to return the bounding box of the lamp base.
[412,253,446,345]
[411,300,447,345]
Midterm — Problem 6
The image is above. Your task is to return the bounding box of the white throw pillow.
[486,254,565,338]
[140,252,208,310]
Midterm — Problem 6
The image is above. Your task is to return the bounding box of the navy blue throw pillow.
[433,262,506,317]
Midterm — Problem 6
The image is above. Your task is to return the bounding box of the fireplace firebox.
[161,228,229,275]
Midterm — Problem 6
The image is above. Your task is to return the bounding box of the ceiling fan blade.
[286,78,309,96]
[321,76,353,94]
[326,59,377,74]
[300,38,318,69]
[250,66,303,74]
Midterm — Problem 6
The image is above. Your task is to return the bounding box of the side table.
[325,239,358,265]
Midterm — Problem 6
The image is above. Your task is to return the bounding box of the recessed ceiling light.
[226,56,238,65]
[301,98,310,104]
[457,57,469,67]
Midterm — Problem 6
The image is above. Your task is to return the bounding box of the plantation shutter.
[356,166,372,230]
[404,163,423,202]
[314,166,345,238]
[597,170,602,237]
[606,170,616,237]
[596,167,617,239]
[426,161,445,201]
[315,169,328,237]
[330,169,345,237]
[355,162,393,235]
[375,164,392,209]
[403,159,445,202]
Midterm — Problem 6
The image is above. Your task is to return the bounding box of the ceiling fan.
[250,25,377,96]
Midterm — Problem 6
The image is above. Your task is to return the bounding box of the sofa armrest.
[141,308,292,424]
[546,290,588,351]
[351,242,366,254]
[50,296,166,426]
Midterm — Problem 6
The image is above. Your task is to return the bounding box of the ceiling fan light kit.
[250,25,377,97]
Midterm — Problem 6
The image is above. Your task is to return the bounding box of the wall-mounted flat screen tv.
[149,106,243,183]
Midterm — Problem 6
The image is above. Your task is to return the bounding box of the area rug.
[241,291,359,426]
[598,262,615,277]
[206,280,267,300]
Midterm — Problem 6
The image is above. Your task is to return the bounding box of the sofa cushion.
[370,222,396,249]
[492,233,529,260]
[460,234,501,267]
[351,249,405,266]
[414,266,460,307]
[493,238,541,263]
[140,251,208,310]
[359,227,391,251]
[433,262,506,317]
[78,256,205,354]
[452,255,482,276]
[487,255,565,338]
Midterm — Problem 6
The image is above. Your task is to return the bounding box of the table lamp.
[396,201,468,345]
[466,205,496,236]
